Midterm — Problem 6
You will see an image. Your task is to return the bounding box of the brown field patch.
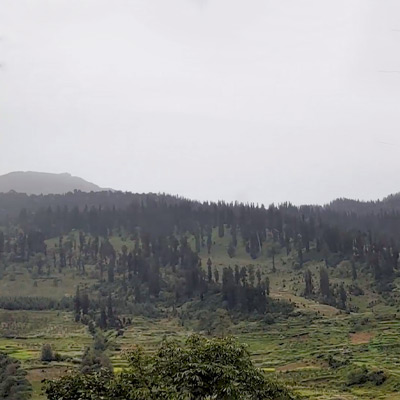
[350,331,374,345]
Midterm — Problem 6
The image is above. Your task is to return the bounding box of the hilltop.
[0,171,108,195]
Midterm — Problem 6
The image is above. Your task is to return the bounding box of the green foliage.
[197,308,233,336]
[81,347,112,374]
[45,335,297,400]
[346,365,387,387]
[0,353,32,399]
[41,343,55,362]
[81,330,112,374]
[0,296,72,310]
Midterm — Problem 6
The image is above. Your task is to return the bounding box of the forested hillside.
[2,190,400,399]
[1,190,400,318]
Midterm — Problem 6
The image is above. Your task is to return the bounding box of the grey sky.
[1,0,400,205]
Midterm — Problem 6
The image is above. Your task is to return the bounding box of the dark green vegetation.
[0,352,31,399]
[44,335,297,400]
[1,190,400,398]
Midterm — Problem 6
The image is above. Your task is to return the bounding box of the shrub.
[0,353,31,399]
[347,366,387,386]
[263,313,276,325]
[41,344,55,362]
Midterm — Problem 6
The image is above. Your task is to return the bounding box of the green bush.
[347,366,387,386]
[41,344,55,362]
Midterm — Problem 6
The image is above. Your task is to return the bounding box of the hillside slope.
[0,171,106,195]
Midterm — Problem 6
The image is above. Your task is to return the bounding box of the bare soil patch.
[349,331,374,345]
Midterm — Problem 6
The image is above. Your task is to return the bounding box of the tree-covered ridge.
[2,189,400,298]
[44,335,298,400]
[0,211,293,333]
[0,353,31,399]
[1,188,400,326]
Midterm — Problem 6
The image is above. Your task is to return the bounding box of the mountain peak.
[0,171,108,195]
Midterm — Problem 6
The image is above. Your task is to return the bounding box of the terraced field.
[240,315,400,399]
[0,310,92,399]
[108,310,400,399]
[2,306,400,399]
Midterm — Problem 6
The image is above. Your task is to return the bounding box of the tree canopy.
[44,335,297,400]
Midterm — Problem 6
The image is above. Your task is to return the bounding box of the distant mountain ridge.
[327,194,400,215]
[0,171,108,195]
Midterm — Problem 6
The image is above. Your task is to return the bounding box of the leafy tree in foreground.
[44,335,298,400]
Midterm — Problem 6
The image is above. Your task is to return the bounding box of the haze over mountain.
[2,1,400,205]
[2,170,400,211]
[0,171,107,195]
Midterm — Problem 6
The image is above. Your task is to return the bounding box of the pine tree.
[207,233,212,255]
[319,267,330,299]
[74,286,81,321]
[256,268,262,287]
[108,261,115,284]
[214,267,219,284]
[339,283,347,309]
[222,267,236,309]
[235,265,240,285]
[218,219,225,238]
[264,277,270,296]
[207,258,213,283]
[81,292,90,315]
[297,248,303,268]
[107,294,114,324]
[266,241,279,273]
[195,233,201,253]
[304,269,313,297]
[351,258,357,280]
[99,305,107,329]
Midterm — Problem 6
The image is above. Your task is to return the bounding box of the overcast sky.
[1,0,400,205]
